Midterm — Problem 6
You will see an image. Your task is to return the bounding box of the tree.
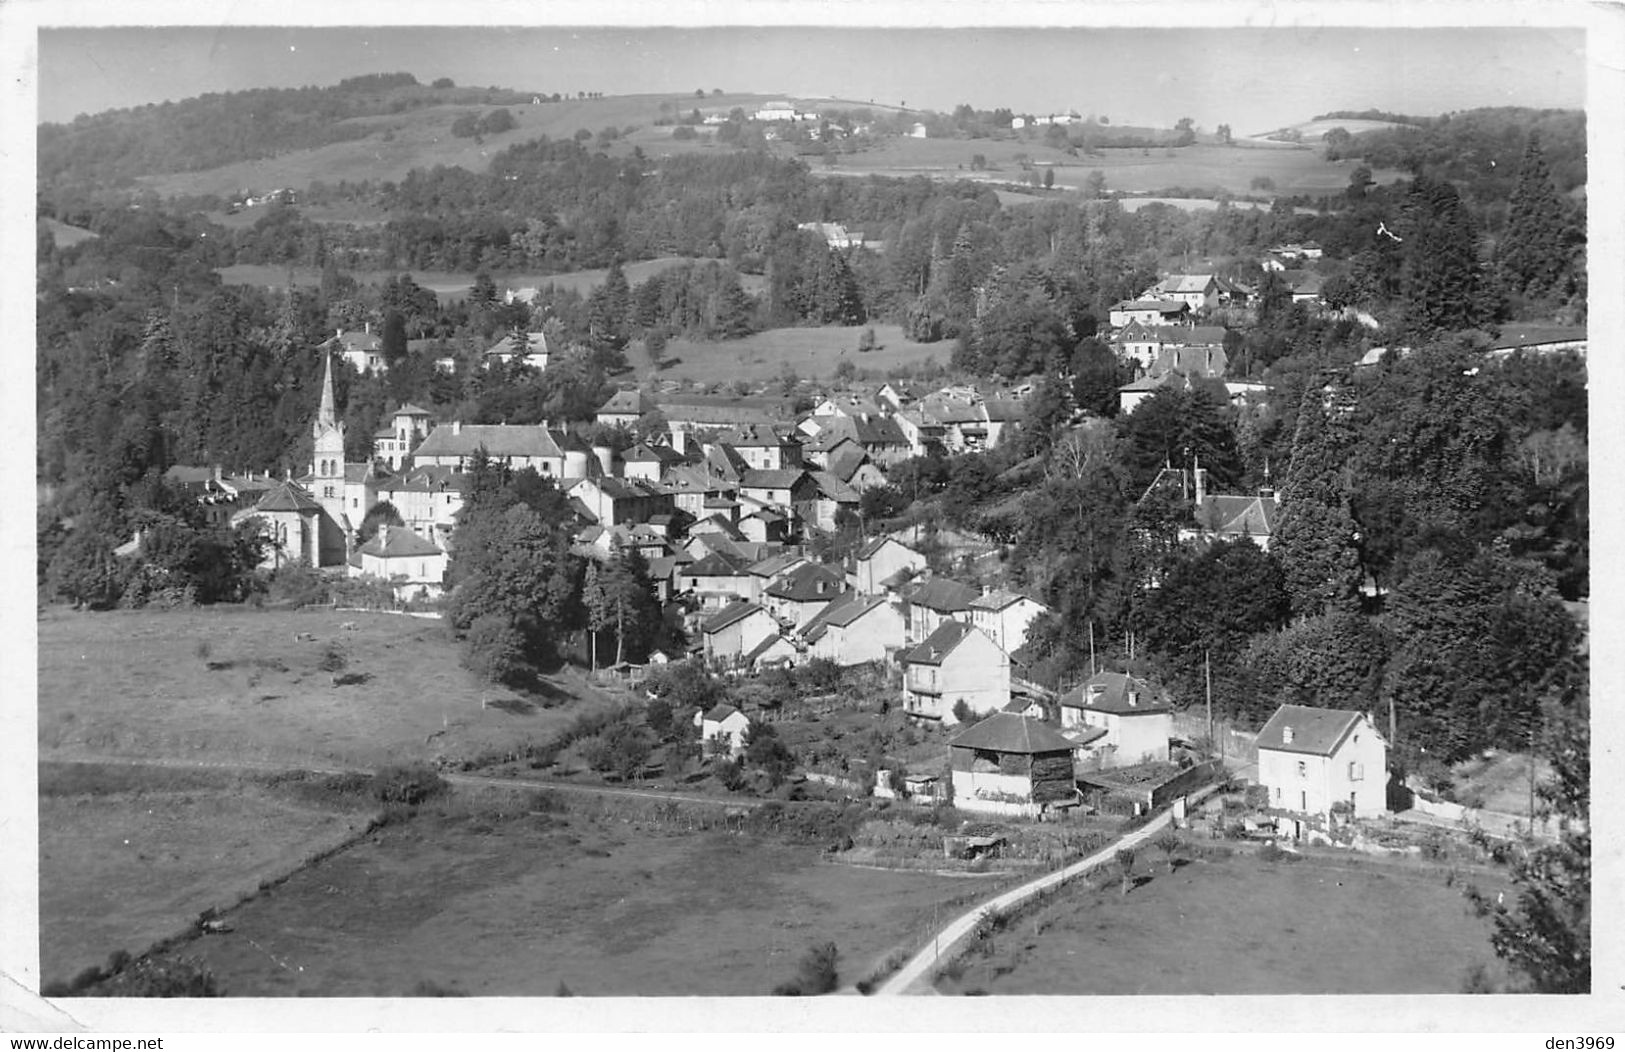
[1497,133,1575,302]
[356,500,404,544]
[1216,123,1233,146]
[1465,688,1589,992]
[462,613,528,684]
[1153,828,1181,873]
[1399,176,1498,337]
[1043,167,1055,189]
[1118,385,1243,492]
[1115,847,1137,895]
[774,942,840,996]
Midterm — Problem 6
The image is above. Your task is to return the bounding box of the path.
[873,782,1225,995]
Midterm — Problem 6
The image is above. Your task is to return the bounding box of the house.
[738,468,816,515]
[806,413,911,465]
[825,448,888,493]
[412,422,567,477]
[1256,704,1388,818]
[701,601,781,668]
[1108,299,1190,328]
[596,389,653,429]
[1058,671,1173,770]
[323,327,386,373]
[1117,370,1231,416]
[763,562,848,628]
[900,576,980,644]
[373,404,435,471]
[721,424,803,471]
[909,122,928,138]
[849,536,926,596]
[806,471,860,532]
[967,590,1050,654]
[484,331,550,372]
[621,442,685,482]
[372,464,467,551]
[1146,274,1221,313]
[901,621,1011,724]
[798,222,866,249]
[680,550,755,610]
[799,593,907,666]
[738,506,793,544]
[746,550,810,602]
[742,632,798,671]
[1113,323,1229,375]
[351,525,448,600]
[694,704,752,756]
[565,476,675,528]
[947,713,1077,817]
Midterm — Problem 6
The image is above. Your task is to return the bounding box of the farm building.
[695,704,752,757]
[947,713,1078,817]
[350,525,448,600]
[700,601,781,668]
[1255,705,1388,819]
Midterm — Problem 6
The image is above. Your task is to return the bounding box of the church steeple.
[317,350,338,432]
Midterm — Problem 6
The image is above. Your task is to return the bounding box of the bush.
[951,699,974,724]
[372,763,447,806]
[1258,841,1286,863]
[87,956,220,997]
[773,942,839,995]
[713,757,746,791]
[462,613,527,684]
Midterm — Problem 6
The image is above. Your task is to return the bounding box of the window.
[324,486,334,498]
[1348,762,1364,782]
[1273,786,1280,802]
[1297,761,1307,778]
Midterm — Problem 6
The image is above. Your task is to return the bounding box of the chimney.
[1283,726,1294,745]
[1193,455,1206,506]
[452,421,462,436]
[592,445,614,478]
[364,320,371,335]
[1127,691,1139,707]
[213,463,223,482]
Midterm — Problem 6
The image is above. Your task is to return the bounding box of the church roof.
[253,480,323,513]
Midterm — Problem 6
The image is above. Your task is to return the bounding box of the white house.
[1255,705,1388,818]
[701,601,781,668]
[799,593,907,666]
[484,331,550,372]
[762,562,847,629]
[967,590,1049,654]
[694,704,752,757]
[849,536,926,595]
[412,422,567,476]
[901,621,1010,724]
[1058,672,1172,769]
[351,525,449,600]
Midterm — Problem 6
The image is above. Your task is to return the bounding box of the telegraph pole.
[1205,649,1214,759]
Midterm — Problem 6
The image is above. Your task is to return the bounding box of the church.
[233,353,380,570]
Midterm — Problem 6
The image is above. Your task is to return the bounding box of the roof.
[485,331,549,358]
[1112,298,1189,313]
[685,551,751,577]
[902,620,981,666]
[1256,705,1371,757]
[376,464,467,494]
[748,551,807,579]
[968,590,1044,613]
[825,448,872,484]
[393,403,433,417]
[948,712,1075,755]
[358,525,444,559]
[1197,494,1277,539]
[326,330,382,352]
[806,593,887,631]
[1154,274,1218,295]
[720,423,795,448]
[413,423,564,461]
[702,703,745,723]
[597,389,651,416]
[902,577,980,614]
[703,600,767,634]
[741,468,809,490]
[253,480,323,513]
[1058,672,1171,715]
[810,471,859,503]
[765,562,846,602]
[742,633,790,666]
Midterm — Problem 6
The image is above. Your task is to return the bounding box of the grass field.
[135,802,1000,996]
[649,324,946,385]
[935,845,1513,995]
[37,607,619,770]
[42,218,98,248]
[38,762,372,986]
[823,139,1405,199]
[215,256,766,301]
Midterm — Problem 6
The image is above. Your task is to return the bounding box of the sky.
[36,22,1587,134]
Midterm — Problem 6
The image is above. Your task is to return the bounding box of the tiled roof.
[703,600,766,634]
[1197,494,1277,539]
[702,703,743,723]
[686,551,751,576]
[597,389,651,416]
[748,552,807,579]
[413,423,564,461]
[358,525,443,559]
[741,468,808,490]
[902,620,978,666]
[948,712,1075,754]
[376,465,467,494]
[825,448,870,483]
[720,423,795,448]
[253,480,323,513]
[902,577,979,614]
[967,590,1042,612]
[1058,672,1171,715]
[810,471,858,502]
[1256,705,1370,757]
[765,562,846,602]
[485,331,549,358]
[394,403,433,416]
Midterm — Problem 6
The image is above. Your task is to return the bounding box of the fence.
[1171,712,1258,764]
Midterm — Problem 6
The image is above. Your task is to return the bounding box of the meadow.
[115,797,1003,996]
[38,761,373,987]
[649,323,947,385]
[37,606,619,770]
[934,844,1512,995]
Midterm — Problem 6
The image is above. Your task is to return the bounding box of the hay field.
[650,324,946,385]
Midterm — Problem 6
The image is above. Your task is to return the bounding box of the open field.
[935,845,1513,995]
[37,607,620,770]
[132,801,1000,996]
[215,256,767,301]
[823,140,1405,199]
[649,324,947,385]
[38,761,372,986]
[42,218,98,247]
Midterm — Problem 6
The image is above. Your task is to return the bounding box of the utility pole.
[1088,621,1096,676]
[1205,649,1213,759]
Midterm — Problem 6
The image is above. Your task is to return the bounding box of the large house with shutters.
[1058,672,1172,770]
[1256,705,1388,818]
[901,621,1010,723]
